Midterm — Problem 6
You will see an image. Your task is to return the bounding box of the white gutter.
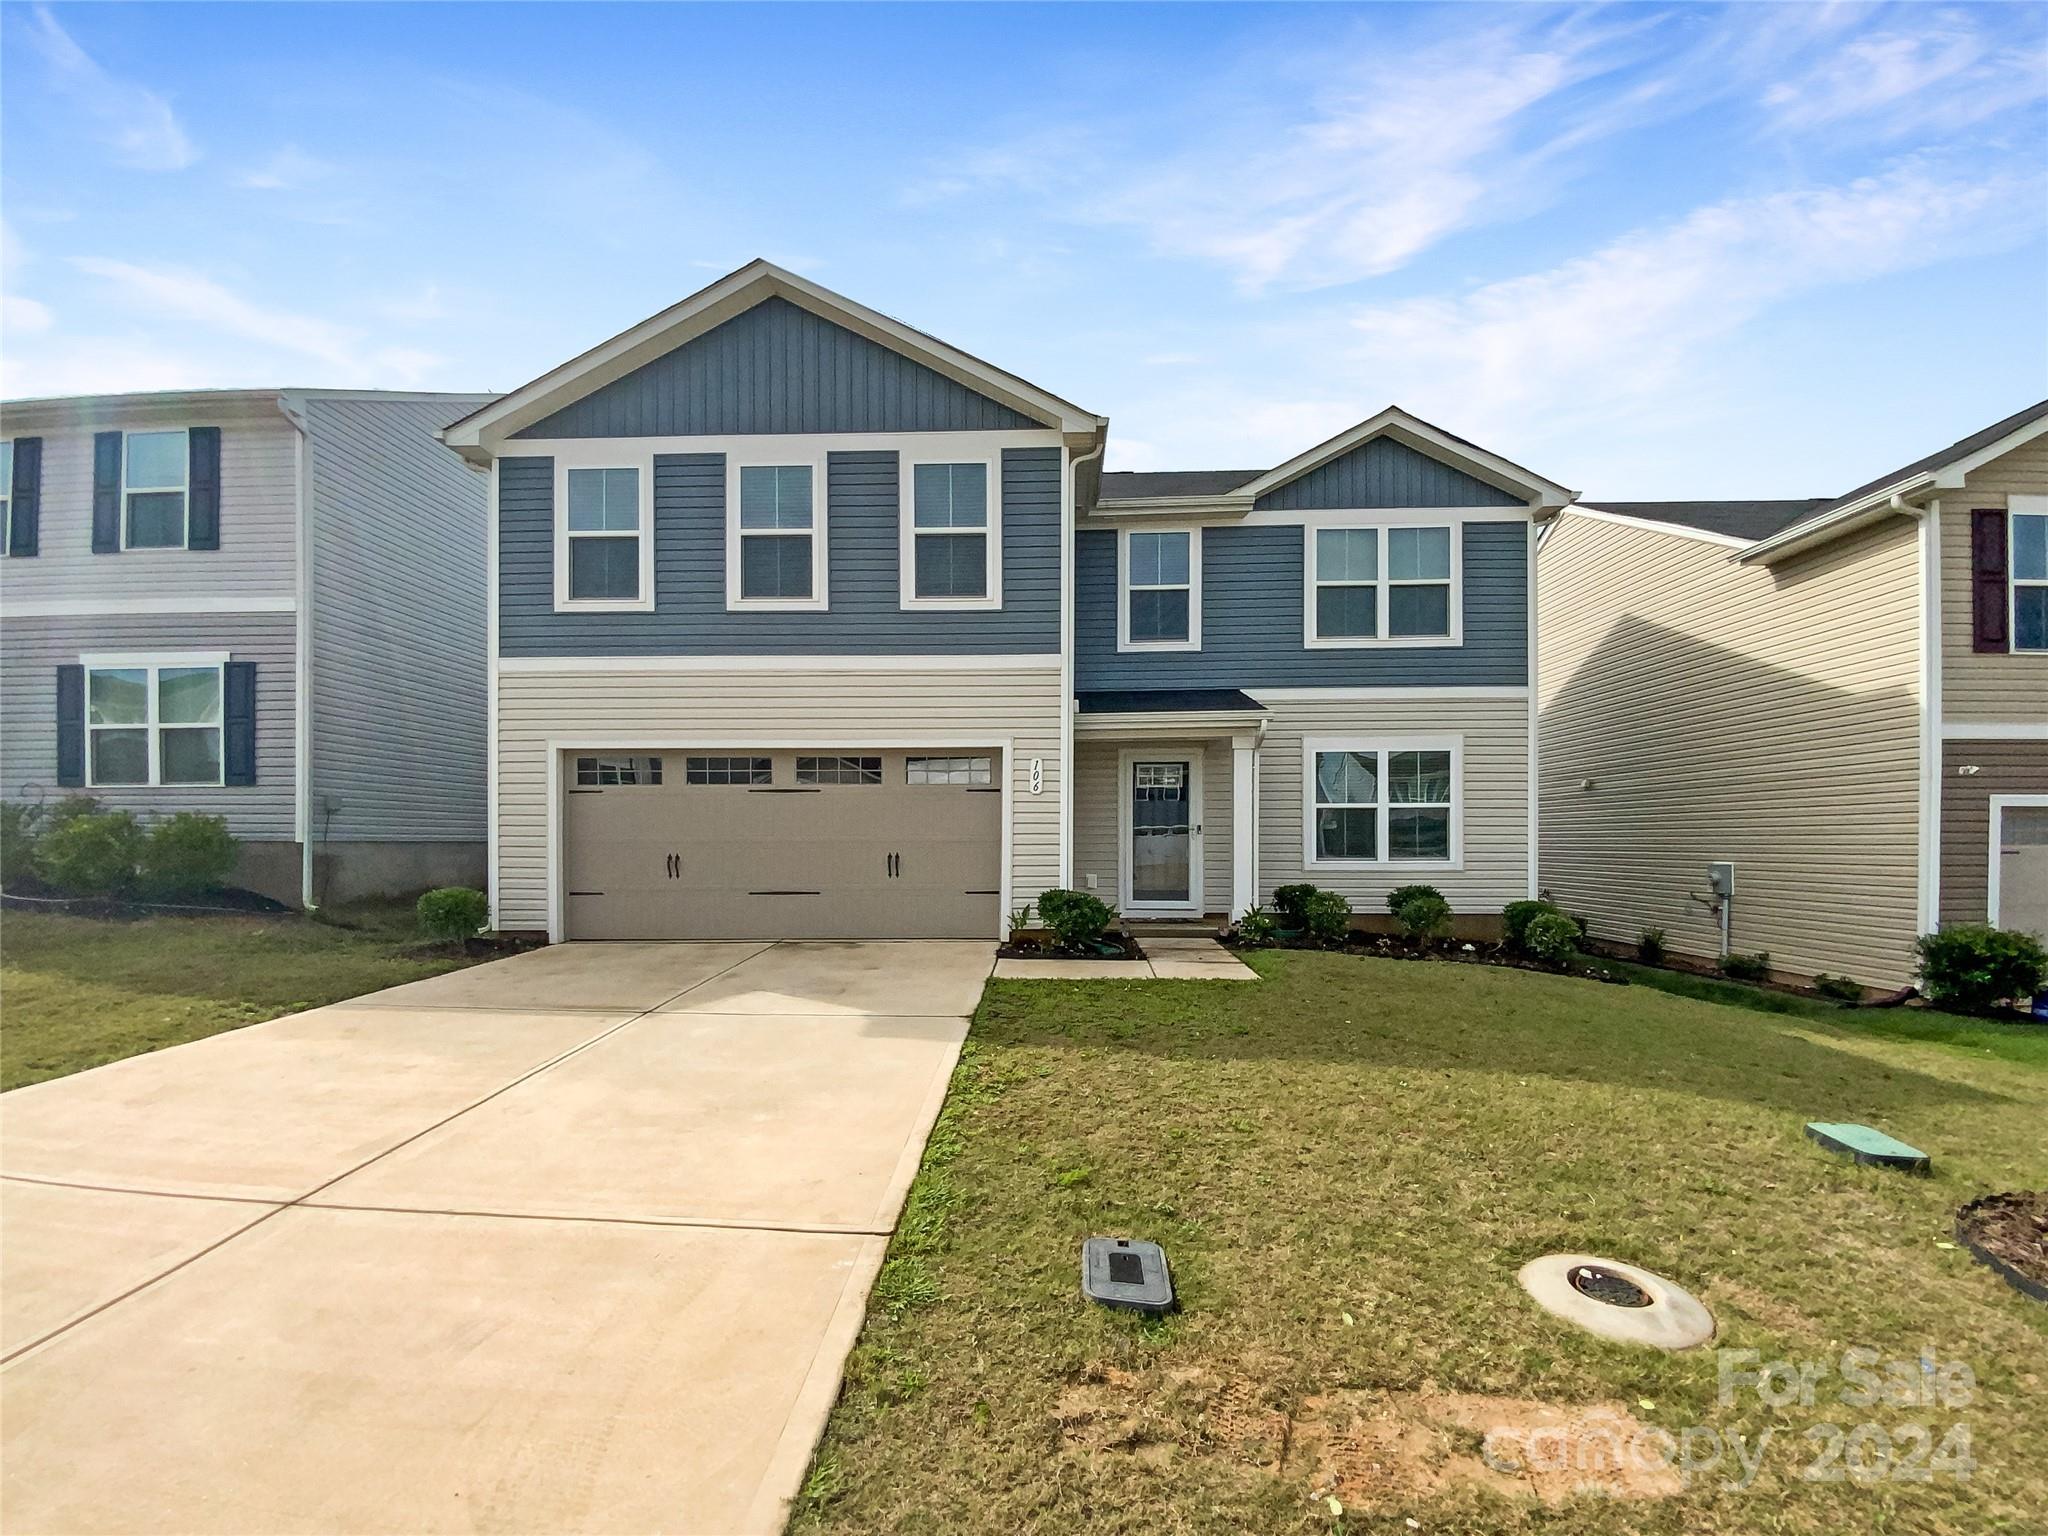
[1741,477,1935,565]
[1059,430,1108,887]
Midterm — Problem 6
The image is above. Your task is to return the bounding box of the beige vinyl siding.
[1538,512,1922,986]
[0,613,297,841]
[1940,435,2048,726]
[494,664,1065,931]
[1071,736,1233,914]
[1254,693,1530,913]
[0,401,297,605]
[1939,738,2048,926]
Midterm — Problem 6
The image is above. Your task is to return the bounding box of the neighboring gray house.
[0,388,496,905]
[439,260,1574,941]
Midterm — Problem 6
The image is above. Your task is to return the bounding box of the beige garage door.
[563,749,1002,940]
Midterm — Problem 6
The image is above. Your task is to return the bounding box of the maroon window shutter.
[1971,509,2009,653]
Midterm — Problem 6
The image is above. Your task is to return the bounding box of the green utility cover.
[1805,1122,1931,1173]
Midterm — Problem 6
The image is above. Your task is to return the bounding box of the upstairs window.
[86,657,224,787]
[2015,511,2046,652]
[124,430,189,549]
[1120,528,1199,649]
[1306,737,1459,867]
[731,463,825,608]
[0,440,11,551]
[566,468,643,602]
[1308,523,1457,645]
[904,460,998,606]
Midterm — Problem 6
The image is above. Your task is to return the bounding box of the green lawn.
[0,905,485,1091]
[795,950,2048,1535]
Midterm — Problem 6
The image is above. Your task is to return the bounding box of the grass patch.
[796,950,2048,1534]
[0,903,483,1091]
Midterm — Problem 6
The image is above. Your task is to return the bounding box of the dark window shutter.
[1971,508,2009,653]
[92,431,122,553]
[9,436,41,557]
[187,426,221,550]
[56,665,85,787]
[224,661,257,786]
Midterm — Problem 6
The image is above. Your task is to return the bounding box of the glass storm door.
[1130,759,1193,906]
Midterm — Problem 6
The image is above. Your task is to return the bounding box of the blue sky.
[3,2,2043,497]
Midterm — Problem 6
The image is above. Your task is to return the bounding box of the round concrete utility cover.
[1517,1254,1715,1350]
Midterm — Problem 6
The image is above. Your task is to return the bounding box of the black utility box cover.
[1081,1236,1175,1315]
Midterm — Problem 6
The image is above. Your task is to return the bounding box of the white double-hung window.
[729,460,827,609]
[1305,736,1461,868]
[1307,522,1457,645]
[555,460,653,612]
[1119,527,1200,649]
[2014,508,2047,652]
[124,429,190,549]
[82,653,226,787]
[903,459,999,607]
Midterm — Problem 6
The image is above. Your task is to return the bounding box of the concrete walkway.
[992,936,1258,981]
[0,939,992,1535]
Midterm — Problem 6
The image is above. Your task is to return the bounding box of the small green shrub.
[1272,883,1319,927]
[138,812,238,898]
[1006,903,1037,947]
[1636,927,1667,966]
[1720,950,1772,983]
[1503,898,1566,951]
[1812,972,1864,1003]
[1,801,45,882]
[37,808,144,897]
[1035,887,1115,950]
[416,886,490,942]
[44,794,105,829]
[1522,910,1580,967]
[1915,924,2048,1015]
[1233,905,1278,948]
[1388,883,1451,944]
[1301,889,1352,945]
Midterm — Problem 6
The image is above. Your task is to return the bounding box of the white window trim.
[899,452,1003,611]
[1301,734,1464,871]
[1117,525,1201,651]
[79,650,230,789]
[550,450,656,614]
[2010,498,2047,653]
[120,428,190,552]
[1988,793,2048,929]
[1303,516,1463,649]
[726,450,830,612]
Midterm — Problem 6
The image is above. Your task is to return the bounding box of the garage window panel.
[576,754,663,787]
[686,755,772,786]
[797,755,882,786]
[907,755,992,785]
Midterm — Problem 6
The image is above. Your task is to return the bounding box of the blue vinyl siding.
[1255,436,1523,510]
[500,447,1059,655]
[513,298,1038,439]
[1074,521,1529,689]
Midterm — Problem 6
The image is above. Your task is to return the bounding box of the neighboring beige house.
[1538,400,2048,991]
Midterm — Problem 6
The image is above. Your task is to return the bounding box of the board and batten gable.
[1537,510,1923,987]
[304,395,495,843]
[1940,432,2048,726]
[511,296,1040,439]
[0,396,297,605]
[498,445,1060,655]
[1252,434,1526,511]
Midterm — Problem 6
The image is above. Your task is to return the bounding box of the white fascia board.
[1560,504,1752,551]
[1932,412,2048,487]
[441,260,1106,461]
[1240,407,1576,510]
[1739,480,1932,565]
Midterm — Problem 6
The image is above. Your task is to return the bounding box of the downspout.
[280,395,316,912]
[1060,429,1108,890]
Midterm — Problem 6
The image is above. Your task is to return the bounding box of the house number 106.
[1028,758,1044,794]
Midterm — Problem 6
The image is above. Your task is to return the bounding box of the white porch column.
[1231,733,1258,920]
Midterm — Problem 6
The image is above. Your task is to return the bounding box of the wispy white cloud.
[235,145,337,192]
[20,4,195,171]
[73,258,362,371]
[1762,14,2048,136]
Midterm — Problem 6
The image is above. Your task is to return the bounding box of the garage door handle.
[665,852,680,879]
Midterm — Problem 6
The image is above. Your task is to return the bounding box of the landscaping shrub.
[1387,883,1451,944]
[1271,883,1319,928]
[0,801,44,883]
[417,886,491,942]
[1232,905,1278,948]
[1812,972,1864,1003]
[1720,951,1772,983]
[1035,888,1115,951]
[138,812,238,898]
[36,808,145,897]
[1522,910,1579,967]
[1503,898,1566,951]
[1301,889,1352,945]
[1637,927,1667,966]
[1006,903,1037,947]
[1915,924,2048,1015]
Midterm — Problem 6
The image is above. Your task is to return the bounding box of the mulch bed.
[997,933,1148,962]
[1956,1191,2048,1302]
[1225,932,1627,985]
[0,883,293,918]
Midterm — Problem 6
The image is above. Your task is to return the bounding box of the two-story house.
[439,261,1572,942]
[1538,399,2048,990]
[1,388,497,906]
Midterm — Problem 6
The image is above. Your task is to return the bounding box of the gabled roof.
[1092,405,1575,512]
[1577,499,1829,544]
[440,260,1105,463]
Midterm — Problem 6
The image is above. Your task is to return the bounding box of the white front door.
[1992,799,2048,941]
[1121,750,1203,914]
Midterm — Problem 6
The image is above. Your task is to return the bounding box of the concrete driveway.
[0,939,992,1535]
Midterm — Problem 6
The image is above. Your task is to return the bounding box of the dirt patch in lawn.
[1056,1363,1680,1509]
